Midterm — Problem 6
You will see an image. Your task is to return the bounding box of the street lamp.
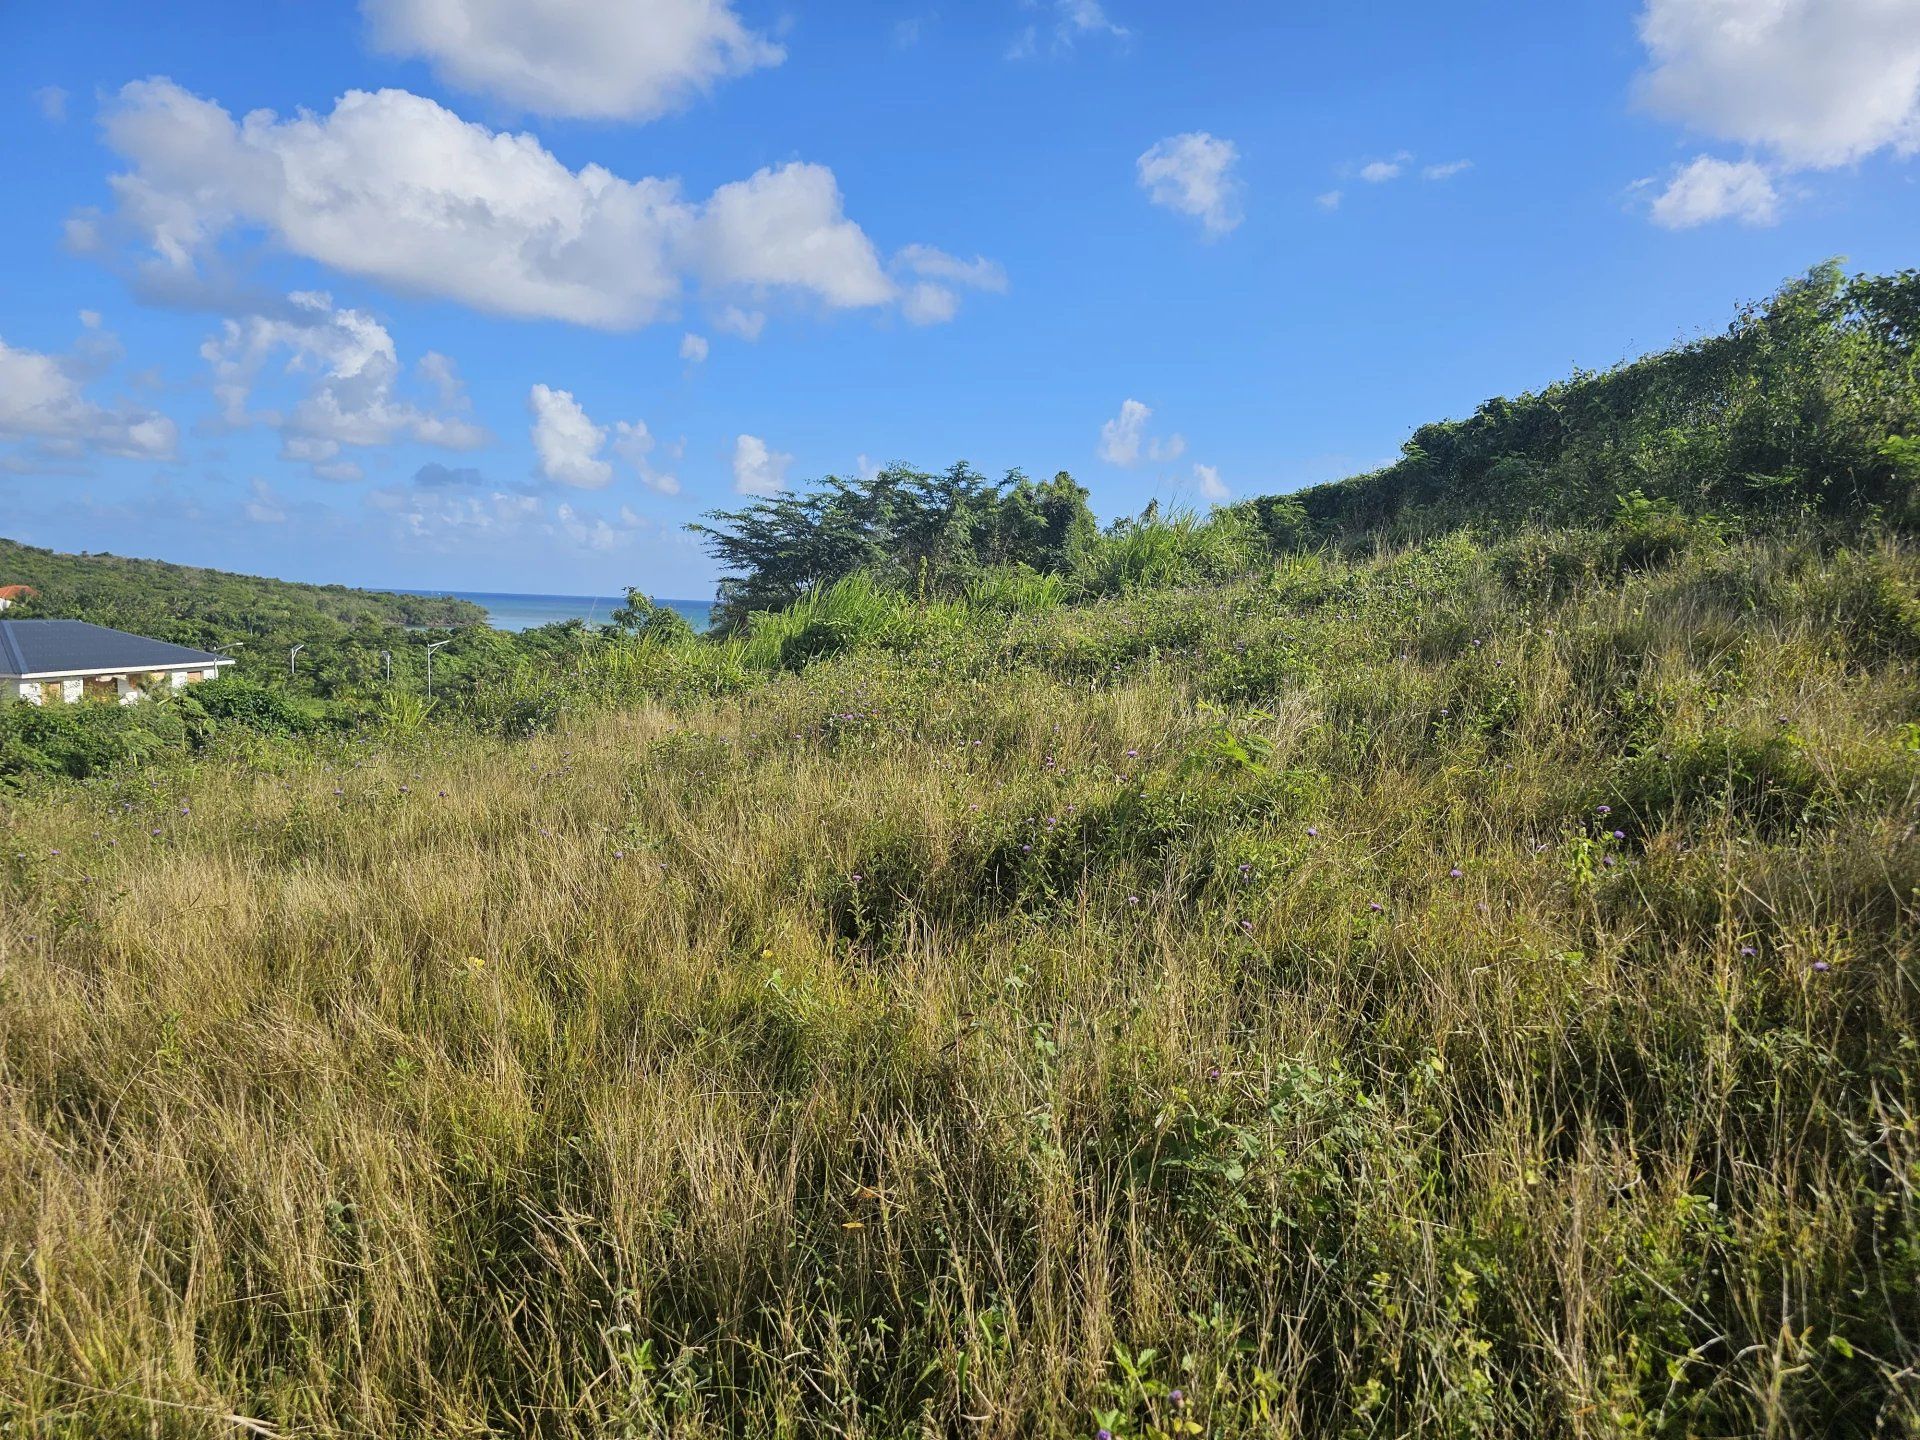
[425,639,452,699]
[289,642,305,678]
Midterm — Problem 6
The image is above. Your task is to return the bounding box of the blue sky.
[3,1,1917,597]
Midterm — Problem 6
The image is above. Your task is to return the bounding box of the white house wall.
[5,667,225,704]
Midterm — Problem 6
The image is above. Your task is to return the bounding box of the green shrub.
[741,574,914,671]
[191,675,316,734]
[1075,509,1266,597]
[1602,725,1832,838]
[0,697,187,781]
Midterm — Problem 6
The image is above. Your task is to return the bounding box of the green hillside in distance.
[0,536,485,644]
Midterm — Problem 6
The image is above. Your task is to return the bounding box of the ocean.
[402,591,714,633]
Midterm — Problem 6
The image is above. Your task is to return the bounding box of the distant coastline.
[396,590,713,633]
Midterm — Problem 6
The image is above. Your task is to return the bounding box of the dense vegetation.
[1260,260,1920,545]
[693,466,1097,628]
[0,542,701,780]
[3,264,1920,1437]
[0,537,484,637]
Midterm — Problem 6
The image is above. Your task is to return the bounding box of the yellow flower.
[465,955,485,972]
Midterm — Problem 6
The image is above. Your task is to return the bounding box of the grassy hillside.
[3,522,1919,1436]
[3,265,1920,1435]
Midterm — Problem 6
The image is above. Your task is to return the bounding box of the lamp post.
[289,643,305,679]
[425,639,452,699]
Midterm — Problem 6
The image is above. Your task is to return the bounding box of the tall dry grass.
[2,532,1918,1437]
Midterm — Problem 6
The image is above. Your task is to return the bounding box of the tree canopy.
[691,463,1095,628]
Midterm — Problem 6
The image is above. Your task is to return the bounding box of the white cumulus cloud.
[1632,0,1920,227]
[1137,132,1243,237]
[363,0,785,121]
[1637,0,1920,170]
[530,384,679,493]
[200,292,487,477]
[91,80,994,333]
[892,243,1008,325]
[1098,398,1184,468]
[680,332,709,363]
[0,331,178,462]
[1009,0,1129,59]
[1192,463,1229,502]
[732,433,791,495]
[1359,152,1411,183]
[612,417,681,494]
[1648,155,1780,228]
[530,384,613,489]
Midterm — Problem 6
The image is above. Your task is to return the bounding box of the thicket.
[1250,261,1920,545]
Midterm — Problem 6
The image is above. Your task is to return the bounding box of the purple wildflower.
[1812,960,1831,972]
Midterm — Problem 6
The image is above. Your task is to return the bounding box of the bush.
[1075,508,1266,597]
[1603,725,1832,838]
[190,675,317,735]
[741,574,915,671]
[0,696,187,781]
[963,566,1067,615]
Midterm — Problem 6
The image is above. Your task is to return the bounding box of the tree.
[690,462,1096,629]
[608,589,696,643]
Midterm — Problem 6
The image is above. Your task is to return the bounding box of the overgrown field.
[3,527,1919,1437]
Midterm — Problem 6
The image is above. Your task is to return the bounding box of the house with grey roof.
[0,620,234,705]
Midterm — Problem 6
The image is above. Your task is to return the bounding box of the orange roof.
[0,586,36,600]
